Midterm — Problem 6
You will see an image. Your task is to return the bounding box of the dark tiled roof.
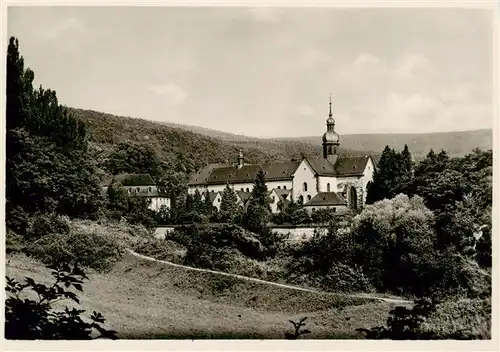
[274,188,291,198]
[236,191,252,203]
[207,192,220,203]
[304,192,347,206]
[271,188,291,208]
[334,156,371,176]
[189,161,300,186]
[305,157,337,176]
[114,174,156,186]
[189,163,229,185]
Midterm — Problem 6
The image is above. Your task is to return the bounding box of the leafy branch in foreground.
[285,317,311,339]
[5,262,116,340]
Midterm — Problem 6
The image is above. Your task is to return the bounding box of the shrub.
[5,262,116,340]
[320,263,374,293]
[25,213,71,241]
[6,229,25,254]
[357,296,491,340]
[25,227,122,271]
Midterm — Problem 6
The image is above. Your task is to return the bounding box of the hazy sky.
[8,6,494,138]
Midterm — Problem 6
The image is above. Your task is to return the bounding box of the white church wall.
[292,160,318,203]
[360,157,375,204]
[149,197,171,212]
[317,176,337,193]
[189,180,292,196]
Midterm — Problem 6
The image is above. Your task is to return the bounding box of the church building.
[188,98,375,214]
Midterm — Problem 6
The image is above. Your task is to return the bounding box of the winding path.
[126,249,412,305]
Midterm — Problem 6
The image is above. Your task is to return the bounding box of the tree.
[106,142,163,179]
[244,169,271,233]
[351,194,438,295]
[366,146,405,204]
[282,199,310,225]
[6,37,103,220]
[219,184,240,223]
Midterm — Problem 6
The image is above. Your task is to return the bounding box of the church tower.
[322,95,340,164]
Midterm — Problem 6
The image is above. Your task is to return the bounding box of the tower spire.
[329,93,332,117]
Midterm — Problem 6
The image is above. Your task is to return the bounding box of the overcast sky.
[8,6,494,138]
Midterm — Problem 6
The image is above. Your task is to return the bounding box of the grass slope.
[6,252,401,339]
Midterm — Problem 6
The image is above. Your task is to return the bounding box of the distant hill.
[68,108,372,175]
[277,130,492,160]
[69,107,491,173]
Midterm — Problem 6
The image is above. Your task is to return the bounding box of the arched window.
[312,208,316,212]
[307,195,311,201]
[327,145,333,154]
[333,207,336,213]
[246,188,249,192]
[148,187,152,193]
[283,185,287,190]
[128,188,131,194]
[136,187,140,193]
[303,182,308,192]
[349,187,358,210]
[277,186,281,189]
[241,188,244,191]
[299,195,304,204]
[272,196,276,202]
[327,183,330,192]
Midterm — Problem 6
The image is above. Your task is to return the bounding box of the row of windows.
[128,187,154,193]
[301,182,331,192]
[298,195,312,203]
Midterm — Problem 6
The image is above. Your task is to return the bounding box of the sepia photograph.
[2,1,497,345]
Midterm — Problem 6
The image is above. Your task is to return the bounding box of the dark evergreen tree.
[244,169,271,233]
[366,145,405,203]
[219,184,240,223]
[202,188,213,216]
[6,37,103,220]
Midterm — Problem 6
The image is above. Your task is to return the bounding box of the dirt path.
[126,249,412,305]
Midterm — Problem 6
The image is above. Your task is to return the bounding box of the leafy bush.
[25,213,71,241]
[319,263,374,293]
[5,262,116,339]
[25,227,122,271]
[357,296,491,340]
[6,229,25,254]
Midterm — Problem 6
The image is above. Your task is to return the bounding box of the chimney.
[237,150,244,169]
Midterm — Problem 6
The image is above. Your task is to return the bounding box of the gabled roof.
[273,188,291,198]
[189,161,300,186]
[304,157,338,176]
[271,188,291,208]
[206,191,221,203]
[334,155,371,176]
[304,155,371,177]
[114,174,156,186]
[304,192,347,206]
[236,191,252,203]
